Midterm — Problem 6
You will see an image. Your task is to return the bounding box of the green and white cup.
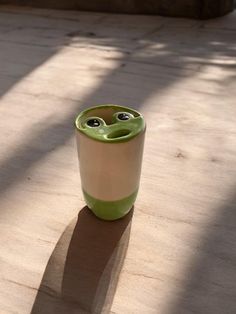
[75,104,146,220]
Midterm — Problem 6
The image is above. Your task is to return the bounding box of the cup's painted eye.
[86,119,100,127]
[118,113,130,121]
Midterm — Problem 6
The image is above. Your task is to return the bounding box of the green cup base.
[83,189,138,221]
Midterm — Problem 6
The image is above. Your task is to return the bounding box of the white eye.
[117,113,131,121]
[86,119,100,127]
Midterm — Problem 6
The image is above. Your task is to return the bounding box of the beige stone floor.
[0,5,236,314]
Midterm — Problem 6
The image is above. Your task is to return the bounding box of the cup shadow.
[31,206,133,314]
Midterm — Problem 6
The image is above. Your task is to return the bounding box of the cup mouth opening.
[107,129,131,139]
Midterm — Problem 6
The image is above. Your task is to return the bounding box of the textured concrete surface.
[0,0,234,18]
[0,5,236,314]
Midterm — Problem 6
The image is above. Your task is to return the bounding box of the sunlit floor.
[0,5,236,314]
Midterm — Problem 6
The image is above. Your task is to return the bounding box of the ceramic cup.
[75,104,146,220]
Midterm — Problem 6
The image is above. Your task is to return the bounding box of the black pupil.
[118,113,130,121]
[87,119,100,127]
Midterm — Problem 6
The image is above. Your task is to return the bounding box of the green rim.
[75,104,145,143]
[83,189,138,220]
